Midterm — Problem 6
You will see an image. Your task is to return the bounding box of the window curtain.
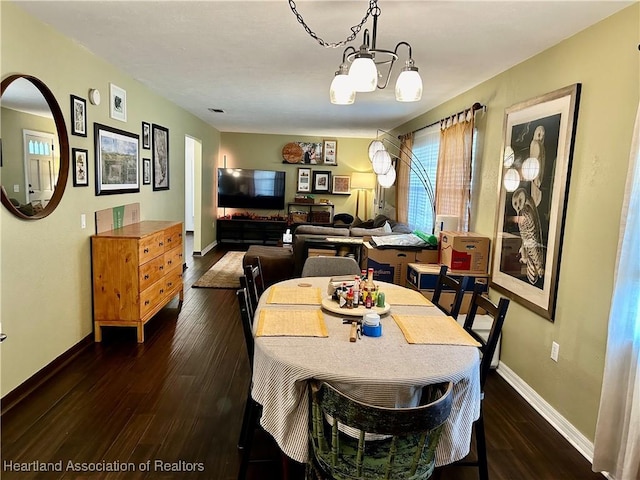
[395,132,413,224]
[435,110,474,231]
[592,101,640,480]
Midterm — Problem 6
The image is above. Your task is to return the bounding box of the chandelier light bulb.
[372,149,392,175]
[330,65,355,105]
[395,61,422,102]
[377,167,396,188]
[349,47,377,92]
[503,168,521,192]
[521,157,541,181]
[368,140,385,161]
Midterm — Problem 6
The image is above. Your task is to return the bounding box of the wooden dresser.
[91,220,184,342]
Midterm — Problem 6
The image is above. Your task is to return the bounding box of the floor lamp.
[351,172,375,219]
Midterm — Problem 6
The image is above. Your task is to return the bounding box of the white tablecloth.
[251,277,480,465]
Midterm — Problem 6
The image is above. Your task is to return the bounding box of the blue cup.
[362,323,382,337]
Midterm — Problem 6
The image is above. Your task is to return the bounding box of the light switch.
[13,184,19,193]
[81,214,86,229]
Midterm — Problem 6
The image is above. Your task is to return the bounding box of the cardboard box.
[439,231,490,274]
[406,263,489,291]
[361,243,438,285]
[307,248,337,257]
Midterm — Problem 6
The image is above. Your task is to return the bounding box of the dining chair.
[307,380,453,480]
[244,264,262,314]
[239,276,254,318]
[235,287,263,479]
[301,256,361,278]
[454,284,510,480]
[431,265,475,319]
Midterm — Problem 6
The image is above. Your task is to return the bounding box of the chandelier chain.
[288,0,377,49]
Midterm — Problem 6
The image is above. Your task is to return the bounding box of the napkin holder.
[327,275,358,297]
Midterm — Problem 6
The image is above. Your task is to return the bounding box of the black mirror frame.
[1,74,70,220]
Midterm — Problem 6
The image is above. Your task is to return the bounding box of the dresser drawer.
[164,224,183,250]
[164,266,183,296]
[138,232,165,264]
[140,278,166,318]
[139,255,166,292]
[164,246,183,272]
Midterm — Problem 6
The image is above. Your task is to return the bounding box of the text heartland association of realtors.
[3,460,205,472]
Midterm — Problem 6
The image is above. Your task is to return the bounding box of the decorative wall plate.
[282,142,304,163]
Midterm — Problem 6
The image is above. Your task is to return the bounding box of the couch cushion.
[294,225,350,237]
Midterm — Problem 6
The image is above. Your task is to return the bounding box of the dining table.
[250,276,481,466]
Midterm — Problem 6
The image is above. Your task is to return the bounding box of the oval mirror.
[1,74,69,220]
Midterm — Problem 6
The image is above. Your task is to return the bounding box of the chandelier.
[288,0,423,105]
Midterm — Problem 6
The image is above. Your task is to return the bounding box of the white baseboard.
[496,362,599,468]
[194,241,216,257]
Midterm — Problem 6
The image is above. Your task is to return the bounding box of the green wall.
[0,2,220,396]
[395,4,639,441]
[220,133,375,219]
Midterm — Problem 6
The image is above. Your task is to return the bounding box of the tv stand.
[216,218,288,245]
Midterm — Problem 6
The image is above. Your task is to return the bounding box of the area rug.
[193,251,245,289]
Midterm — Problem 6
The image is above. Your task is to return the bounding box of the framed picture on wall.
[331,175,351,194]
[143,158,151,185]
[322,139,337,165]
[297,167,312,193]
[70,95,87,137]
[72,148,89,186]
[152,123,170,191]
[312,170,331,193]
[142,121,151,149]
[491,83,581,321]
[109,83,127,122]
[93,123,139,195]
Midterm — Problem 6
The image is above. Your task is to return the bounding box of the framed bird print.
[492,84,581,321]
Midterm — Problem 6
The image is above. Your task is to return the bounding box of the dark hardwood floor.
[1,239,603,479]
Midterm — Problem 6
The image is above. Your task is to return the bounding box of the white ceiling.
[12,0,633,138]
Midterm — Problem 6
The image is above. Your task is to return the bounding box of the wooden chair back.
[244,264,262,314]
[463,284,510,389]
[236,287,254,366]
[308,381,453,479]
[431,265,475,319]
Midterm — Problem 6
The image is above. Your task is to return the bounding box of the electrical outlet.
[551,341,560,362]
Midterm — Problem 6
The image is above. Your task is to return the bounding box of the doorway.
[184,135,202,256]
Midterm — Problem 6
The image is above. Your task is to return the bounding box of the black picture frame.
[93,123,140,195]
[70,95,87,137]
[72,148,89,187]
[143,158,151,185]
[142,121,151,149]
[152,123,170,191]
[312,170,331,193]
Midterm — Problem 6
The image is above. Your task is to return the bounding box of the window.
[407,125,439,232]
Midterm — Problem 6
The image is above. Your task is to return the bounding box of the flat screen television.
[217,168,286,210]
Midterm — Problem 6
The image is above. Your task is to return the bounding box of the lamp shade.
[351,172,375,190]
[372,149,392,175]
[503,168,520,192]
[330,72,356,105]
[349,53,377,92]
[377,167,396,188]
[503,146,515,167]
[521,157,541,181]
[368,140,385,161]
[395,64,422,102]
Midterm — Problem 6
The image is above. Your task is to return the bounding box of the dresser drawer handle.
[167,238,172,243]
[145,300,150,306]
[160,289,164,294]
[168,282,173,287]
[159,266,164,271]
[144,274,150,280]
[168,260,172,265]
[159,242,164,247]
[144,248,149,253]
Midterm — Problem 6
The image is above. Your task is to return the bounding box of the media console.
[216,218,288,245]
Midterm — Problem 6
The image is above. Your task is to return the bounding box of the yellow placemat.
[267,286,322,305]
[256,309,328,337]
[392,314,481,346]
[383,288,434,306]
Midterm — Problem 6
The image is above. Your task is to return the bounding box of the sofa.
[292,215,413,276]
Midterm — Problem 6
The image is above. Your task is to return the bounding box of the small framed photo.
[323,139,337,165]
[142,122,151,149]
[70,95,87,137]
[297,167,312,193]
[109,83,127,122]
[331,175,351,194]
[143,158,151,185]
[312,170,332,193]
[152,123,170,191]
[72,148,89,187]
